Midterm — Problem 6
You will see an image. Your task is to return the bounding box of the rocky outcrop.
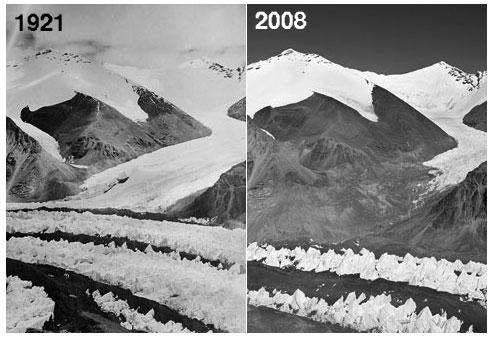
[227,98,246,121]
[7,117,84,202]
[463,101,486,132]
[168,162,246,228]
[132,86,211,144]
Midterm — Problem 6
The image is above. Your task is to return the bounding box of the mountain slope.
[366,161,487,263]
[8,48,212,203]
[7,117,84,202]
[228,97,246,121]
[248,86,456,244]
[167,162,246,228]
[20,92,163,171]
[132,85,211,143]
[463,101,487,132]
[248,49,486,192]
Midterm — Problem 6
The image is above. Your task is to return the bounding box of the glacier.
[7,236,246,332]
[91,290,192,333]
[248,287,466,333]
[247,242,486,302]
[7,210,245,266]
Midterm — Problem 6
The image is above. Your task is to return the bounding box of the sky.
[6,4,246,68]
[248,5,487,74]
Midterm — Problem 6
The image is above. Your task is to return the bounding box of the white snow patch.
[9,117,63,161]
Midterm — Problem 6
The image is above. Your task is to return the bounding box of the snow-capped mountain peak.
[247,48,377,121]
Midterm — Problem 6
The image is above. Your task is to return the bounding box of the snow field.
[7,275,55,333]
[248,287,467,333]
[91,290,192,332]
[247,243,486,301]
[7,210,245,266]
[247,49,377,121]
[7,236,246,332]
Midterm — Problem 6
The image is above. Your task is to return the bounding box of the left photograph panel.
[6,4,246,333]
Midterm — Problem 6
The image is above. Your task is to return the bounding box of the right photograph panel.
[246,4,487,333]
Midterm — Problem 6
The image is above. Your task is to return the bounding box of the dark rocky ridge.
[247,86,458,244]
[227,97,246,121]
[6,117,85,202]
[167,162,246,228]
[463,101,487,132]
[132,86,212,144]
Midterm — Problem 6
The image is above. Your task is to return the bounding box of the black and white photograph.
[246,4,487,333]
[6,4,246,332]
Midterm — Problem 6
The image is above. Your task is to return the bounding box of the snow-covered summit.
[247,48,377,121]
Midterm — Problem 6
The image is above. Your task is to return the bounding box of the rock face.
[132,86,212,144]
[463,101,486,132]
[6,117,84,202]
[21,91,211,172]
[227,98,246,121]
[247,86,457,243]
[378,162,487,262]
[168,162,246,228]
